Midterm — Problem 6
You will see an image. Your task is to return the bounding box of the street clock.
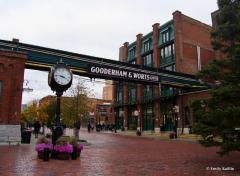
[48,61,73,146]
[48,62,73,92]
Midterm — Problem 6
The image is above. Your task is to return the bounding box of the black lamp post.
[52,91,64,145]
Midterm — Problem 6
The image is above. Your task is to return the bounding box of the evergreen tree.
[193,0,240,155]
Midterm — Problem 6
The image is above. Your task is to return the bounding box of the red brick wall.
[152,23,161,128]
[119,42,129,62]
[211,10,226,60]
[211,10,219,30]
[152,23,160,68]
[0,51,27,124]
[177,90,211,127]
[136,34,143,128]
[173,11,214,74]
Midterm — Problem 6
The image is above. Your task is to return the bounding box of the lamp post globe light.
[48,61,73,145]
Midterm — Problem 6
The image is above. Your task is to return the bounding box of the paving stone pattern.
[0,130,239,176]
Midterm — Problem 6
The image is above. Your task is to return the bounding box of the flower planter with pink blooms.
[35,137,53,161]
[54,144,73,160]
[35,136,84,161]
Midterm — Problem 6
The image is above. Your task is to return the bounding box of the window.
[161,49,164,59]
[116,82,123,102]
[161,44,174,59]
[128,47,136,60]
[117,91,122,102]
[166,45,172,57]
[143,54,152,67]
[143,85,153,100]
[160,44,175,65]
[162,31,169,43]
[130,60,136,64]
[143,40,151,53]
[172,43,175,55]
[163,64,176,71]
[129,86,136,102]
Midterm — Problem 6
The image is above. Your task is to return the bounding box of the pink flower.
[54,144,73,154]
[35,143,53,152]
[77,144,84,152]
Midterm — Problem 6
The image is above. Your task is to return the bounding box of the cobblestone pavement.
[0,130,239,176]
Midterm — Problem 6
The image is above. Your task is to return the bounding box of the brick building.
[0,51,26,144]
[88,98,113,126]
[102,80,113,101]
[113,11,215,133]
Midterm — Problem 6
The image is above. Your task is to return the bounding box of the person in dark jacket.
[33,120,41,138]
[74,119,81,138]
[87,123,91,133]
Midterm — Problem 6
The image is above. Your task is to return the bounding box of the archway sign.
[0,39,205,88]
[48,61,73,145]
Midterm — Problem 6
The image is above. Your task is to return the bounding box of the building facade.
[102,80,113,101]
[113,11,215,133]
[88,98,113,126]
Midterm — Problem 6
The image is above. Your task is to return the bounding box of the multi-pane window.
[143,54,152,67]
[143,40,151,53]
[160,43,175,65]
[117,91,122,102]
[160,48,164,59]
[161,86,175,97]
[128,84,137,102]
[164,45,172,57]
[130,60,136,64]
[163,64,176,71]
[116,82,123,102]
[162,31,169,43]
[172,43,175,54]
[128,47,136,60]
[143,85,153,100]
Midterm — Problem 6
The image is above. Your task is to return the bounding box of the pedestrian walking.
[33,120,41,138]
[74,119,81,138]
[87,123,91,133]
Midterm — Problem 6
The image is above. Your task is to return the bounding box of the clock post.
[55,91,63,126]
[48,61,73,146]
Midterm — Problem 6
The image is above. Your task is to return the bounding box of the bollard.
[71,146,77,160]
[43,148,49,161]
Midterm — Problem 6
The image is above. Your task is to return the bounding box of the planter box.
[21,131,31,144]
[57,153,71,160]
[38,152,44,159]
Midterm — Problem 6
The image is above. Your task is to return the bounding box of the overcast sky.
[0,0,218,104]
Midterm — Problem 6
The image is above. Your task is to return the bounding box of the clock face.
[53,67,72,86]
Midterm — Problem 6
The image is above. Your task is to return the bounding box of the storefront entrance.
[142,105,154,131]
[128,106,138,130]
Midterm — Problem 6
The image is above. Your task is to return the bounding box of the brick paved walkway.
[0,130,239,176]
